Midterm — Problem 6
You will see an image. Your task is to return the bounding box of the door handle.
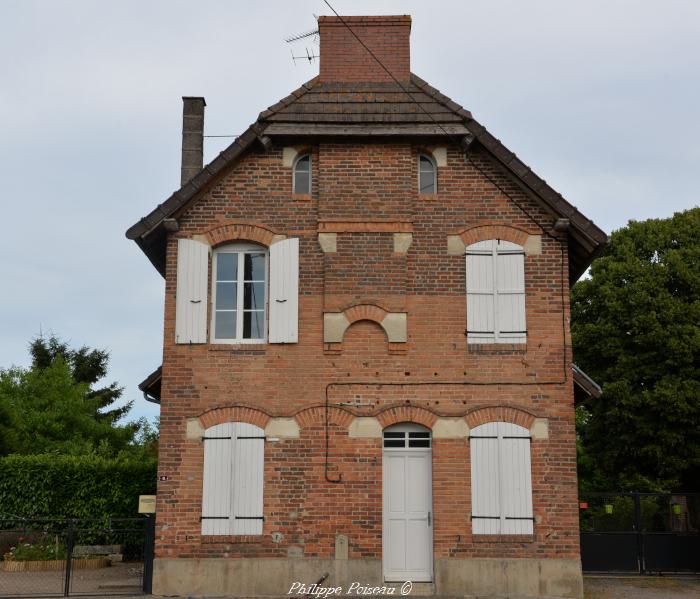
[428,512,431,526]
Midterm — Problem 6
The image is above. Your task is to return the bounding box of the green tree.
[0,358,136,456]
[572,207,700,491]
[29,334,131,423]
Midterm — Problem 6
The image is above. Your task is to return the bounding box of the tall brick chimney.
[318,15,411,83]
[180,96,206,186]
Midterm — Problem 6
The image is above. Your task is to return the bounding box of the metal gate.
[0,517,155,597]
[580,492,700,574]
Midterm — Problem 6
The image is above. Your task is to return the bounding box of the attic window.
[418,154,436,194]
[293,154,311,194]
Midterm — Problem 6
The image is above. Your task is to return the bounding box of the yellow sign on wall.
[138,495,156,514]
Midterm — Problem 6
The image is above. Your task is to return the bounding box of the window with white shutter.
[175,238,210,344]
[201,422,265,535]
[470,422,533,535]
[466,239,526,344]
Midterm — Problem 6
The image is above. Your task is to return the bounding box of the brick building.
[127,15,606,598]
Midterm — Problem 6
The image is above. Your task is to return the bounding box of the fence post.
[633,493,643,574]
[63,521,75,597]
[142,515,156,594]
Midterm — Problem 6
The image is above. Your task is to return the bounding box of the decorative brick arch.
[204,221,284,248]
[459,223,532,247]
[376,405,438,429]
[324,304,407,343]
[465,405,536,430]
[345,304,388,326]
[198,405,271,429]
[293,406,354,429]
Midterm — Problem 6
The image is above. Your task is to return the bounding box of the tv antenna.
[284,27,319,44]
[290,47,319,65]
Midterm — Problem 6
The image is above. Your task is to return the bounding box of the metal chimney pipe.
[180,96,206,186]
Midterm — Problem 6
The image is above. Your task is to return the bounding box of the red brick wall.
[154,141,580,562]
[319,16,412,83]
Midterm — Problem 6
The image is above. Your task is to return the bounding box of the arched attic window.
[418,153,436,194]
[293,153,311,194]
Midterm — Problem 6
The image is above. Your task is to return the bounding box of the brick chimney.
[180,96,206,186]
[318,15,411,83]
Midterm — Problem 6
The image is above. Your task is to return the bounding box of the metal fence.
[0,517,154,597]
[580,492,700,573]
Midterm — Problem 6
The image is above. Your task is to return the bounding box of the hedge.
[0,454,157,520]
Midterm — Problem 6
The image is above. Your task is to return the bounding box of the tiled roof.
[126,74,607,279]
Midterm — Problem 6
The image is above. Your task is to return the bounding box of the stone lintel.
[265,418,300,439]
[186,418,204,440]
[530,418,549,440]
[523,234,542,256]
[393,233,413,254]
[447,235,466,256]
[347,417,382,438]
[432,417,470,439]
[318,233,337,253]
[381,313,407,343]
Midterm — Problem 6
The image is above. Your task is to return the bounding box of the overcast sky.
[1,0,698,424]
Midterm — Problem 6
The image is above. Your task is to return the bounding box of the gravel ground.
[0,561,142,596]
[584,576,700,599]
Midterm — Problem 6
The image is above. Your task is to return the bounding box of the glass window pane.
[383,439,405,448]
[294,171,310,194]
[244,253,266,281]
[244,282,265,310]
[296,155,310,172]
[383,432,405,439]
[419,155,435,194]
[243,311,265,339]
[215,311,236,339]
[216,282,237,310]
[216,253,238,281]
[408,439,431,448]
[409,432,430,438]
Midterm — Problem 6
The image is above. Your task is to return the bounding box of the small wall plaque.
[138,495,156,514]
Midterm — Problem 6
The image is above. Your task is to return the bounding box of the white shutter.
[232,422,265,535]
[470,422,501,534]
[201,423,234,535]
[466,240,495,343]
[498,422,533,534]
[175,238,209,344]
[495,242,526,344]
[470,422,533,535]
[268,238,299,343]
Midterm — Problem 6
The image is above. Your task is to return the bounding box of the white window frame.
[292,153,311,194]
[211,243,268,344]
[466,239,526,344]
[418,153,437,194]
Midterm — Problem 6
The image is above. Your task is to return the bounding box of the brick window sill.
[208,346,267,355]
[291,193,312,201]
[472,534,534,543]
[467,343,527,354]
[201,535,262,544]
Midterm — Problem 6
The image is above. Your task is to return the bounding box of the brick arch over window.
[204,221,284,248]
[376,405,438,429]
[466,405,536,430]
[459,224,533,247]
[198,405,271,429]
[293,406,354,429]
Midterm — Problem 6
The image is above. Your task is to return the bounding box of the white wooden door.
[382,426,433,582]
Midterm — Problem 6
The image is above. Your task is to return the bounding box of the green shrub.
[0,454,156,520]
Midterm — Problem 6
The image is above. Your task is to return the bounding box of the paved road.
[584,576,700,599]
